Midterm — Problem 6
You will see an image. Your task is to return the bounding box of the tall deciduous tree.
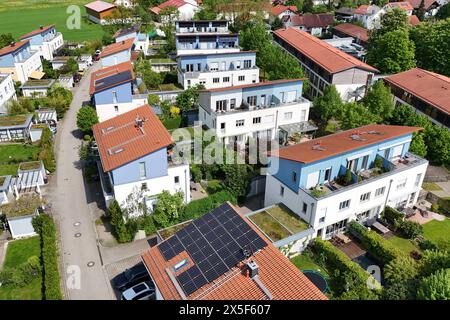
[175,84,204,111]
[312,85,343,125]
[76,105,99,134]
[340,102,378,130]
[152,190,185,228]
[109,200,132,243]
[362,80,394,122]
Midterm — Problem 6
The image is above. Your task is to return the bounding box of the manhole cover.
[87,261,95,267]
[73,222,81,227]
[74,233,82,238]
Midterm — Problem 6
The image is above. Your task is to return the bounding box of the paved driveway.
[46,61,115,300]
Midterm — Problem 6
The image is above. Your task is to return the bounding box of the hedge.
[310,238,379,298]
[382,206,404,226]
[180,190,237,221]
[348,221,403,264]
[32,214,62,300]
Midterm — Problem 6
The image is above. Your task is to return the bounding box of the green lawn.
[423,218,450,244]
[0,4,105,42]
[0,164,19,176]
[291,254,329,277]
[0,144,40,176]
[387,235,420,255]
[422,182,443,191]
[0,236,42,300]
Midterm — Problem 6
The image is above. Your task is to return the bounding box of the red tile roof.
[84,0,116,12]
[333,23,369,42]
[200,78,306,93]
[385,68,450,116]
[92,105,173,172]
[385,1,414,11]
[100,38,134,58]
[409,15,421,25]
[407,0,437,9]
[142,202,328,300]
[353,4,374,15]
[272,4,297,16]
[283,13,334,28]
[0,40,30,57]
[20,25,55,40]
[150,0,192,14]
[89,61,134,95]
[273,27,379,74]
[270,124,422,164]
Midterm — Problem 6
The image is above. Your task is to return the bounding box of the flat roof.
[273,27,378,74]
[0,114,33,129]
[176,50,256,58]
[385,68,450,116]
[270,124,422,164]
[21,79,55,89]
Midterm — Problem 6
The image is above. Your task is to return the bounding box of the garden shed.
[1,194,42,239]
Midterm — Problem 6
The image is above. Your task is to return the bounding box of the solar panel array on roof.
[158,203,267,296]
[94,70,132,92]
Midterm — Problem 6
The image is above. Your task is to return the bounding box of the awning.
[29,71,45,79]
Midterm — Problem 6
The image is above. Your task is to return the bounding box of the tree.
[367,29,416,74]
[121,186,148,218]
[239,20,271,52]
[417,0,426,21]
[423,125,450,166]
[312,85,343,125]
[303,0,314,13]
[194,7,218,20]
[417,268,450,300]
[409,132,427,158]
[109,200,132,243]
[361,80,394,122]
[59,58,79,76]
[76,105,99,134]
[147,94,161,105]
[369,8,410,40]
[175,84,204,111]
[0,33,14,48]
[410,19,450,76]
[102,33,114,46]
[435,2,450,20]
[420,250,450,277]
[271,17,284,30]
[340,102,378,130]
[152,190,185,228]
[41,59,57,79]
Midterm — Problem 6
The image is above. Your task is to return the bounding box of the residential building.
[21,79,55,98]
[332,23,369,47]
[198,79,312,146]
[352,2,413,29]
[282,14,334,37]
[84,0,117,25]
[100,38,134,68]
[324,37,367,63]
[92,104,191,211]
[175,20,240,56]
[142,202,327,300]
[264,124,428,240]
[177,51,260,89]
[19,25,64,61]
[150,0,199,22]
[90,61,140,122]
[271,4,298,20]
[114,0,136,8]
[0,73,17,114]
[0,114,33,141]
[273,28,378,101]
[0,40,44,84]
[51,56,77,70]
[113,24,150,55]
[58,75,74,89]
[77,54,93,71]
[384,68,450,129]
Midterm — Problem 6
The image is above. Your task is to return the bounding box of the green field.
[0,1,108,42]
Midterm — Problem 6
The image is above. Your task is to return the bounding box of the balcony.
[43,32,62,43]
[303,153,427,200]
[213,96,310,115]
[179,65,258,79]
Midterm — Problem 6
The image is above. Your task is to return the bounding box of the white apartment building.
[20,25,64,61]
[0,73,17,114]
[264,124,428,240]
[198,79,311,145]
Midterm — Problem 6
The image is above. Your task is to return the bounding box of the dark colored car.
[112,262,150,291]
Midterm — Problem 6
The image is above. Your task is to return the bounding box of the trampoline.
[302,270,329,293]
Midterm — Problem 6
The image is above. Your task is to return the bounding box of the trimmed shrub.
[383,256,418,284]
[398,220,423,239]
[180,191,237,221]
[190,164,202,183]
[382,206,404,226]
[32,214,62,300]
[348,221,403,264]
[206,180,224,194]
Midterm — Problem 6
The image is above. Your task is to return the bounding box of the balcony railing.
[179,65,258,78]
[213,97,309,115]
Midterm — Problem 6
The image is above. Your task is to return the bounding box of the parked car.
[112,262,150,291]
[121,281,155,300]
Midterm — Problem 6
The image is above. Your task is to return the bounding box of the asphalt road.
[47,61,115,300]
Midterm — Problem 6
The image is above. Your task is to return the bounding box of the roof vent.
[246,261,259,279]
[312,143,326,151]
[40,25,44,30]
[367,130,383,135]
[350,134,367,141]
[122,40,125,45]
[10,42,15,47]
[108,148,124,155]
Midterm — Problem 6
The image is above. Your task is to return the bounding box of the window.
[238,75,245,81]
[112,91,118,103]
[339,199,350,211]
[199,79,206,85]
[384,148,390,159]
[292,171,297,182]
[284,112,293,120]
[247,96,257,106]
[253,117,261,124]
[216,100,227,111]
[186,64,194,72]
[360,192,371,202]
[187,79,191,87]
[415,173,422,187]
[375,186,385,197]
[244,60,251,68]
[280,186,284,197]
[300,109,306,121]
[114,105,119,113]
[396,178,407,190]
[361,155,369,170]
[174,176,180,184]
[141,182,147,190]
[302,202,308,214]
[220,122,225,129]
[236,119,245,127]
[230,98,236,109]
[213,77,219,83]
[139,162,146,179]
[223,77,230,83]
[324,168,332,182]
[409,192,416,204]
[319,217,325,223]
[209,62,219,71]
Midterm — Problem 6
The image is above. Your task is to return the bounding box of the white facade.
[265,159,428,240]
[8,216,37,239]
[96,98,147,122]
[179,67,259,90]
[7,50,43,84]
[77,55,93,71]
[114,0,136,8]
[0,73,17,114]
[112,163,191,217]
[30,32,64,61]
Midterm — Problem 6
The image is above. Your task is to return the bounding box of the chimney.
[246,261,259,279]
[10,42,15,47]
[40,25,44,30]
[122,40,125,45]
